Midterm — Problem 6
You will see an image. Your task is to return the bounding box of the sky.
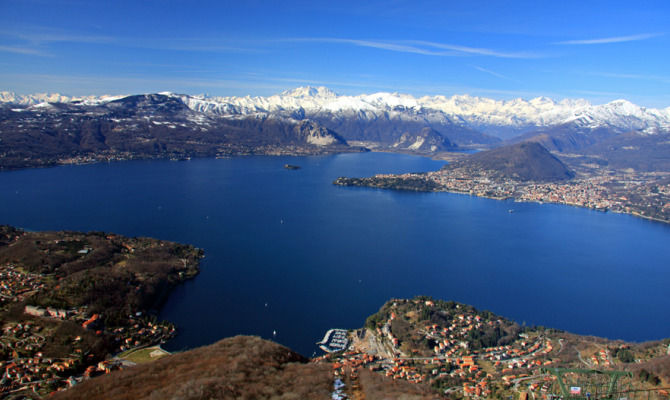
[1,0,669,107]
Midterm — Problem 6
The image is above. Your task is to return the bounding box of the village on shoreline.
[314,297,670,399]
[335,162,670,225]
[0,227,201,397]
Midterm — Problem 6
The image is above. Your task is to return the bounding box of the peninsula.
[335,142,670,224]
[0,225,203,396]
[316,297,670,399]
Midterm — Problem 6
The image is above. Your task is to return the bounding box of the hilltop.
[445,142,575,182]
[52,335,437,400]
[334,141,670,223]
[334,142,576,193]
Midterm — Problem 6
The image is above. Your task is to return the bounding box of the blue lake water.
[0,153,668,356]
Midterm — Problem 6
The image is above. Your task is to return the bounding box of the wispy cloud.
[554,33,661,45]
[280,38,543,59]
[0,27,114,57]
[138,42,264,54]
[0,45,49,56]
[0,27,115,45]
[283,38,454,56]
[406,40,542,59]
[471,65,513,80]
[15,33,115,45]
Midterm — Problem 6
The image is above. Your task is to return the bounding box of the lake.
[0,153,668,356]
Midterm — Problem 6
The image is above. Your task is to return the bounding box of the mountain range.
[4,87,670,138]
[0,93,354,170]
[1,87,669,171]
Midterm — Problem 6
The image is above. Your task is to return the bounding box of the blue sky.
[1,0,669,107]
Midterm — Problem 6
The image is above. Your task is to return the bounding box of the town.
[337,165,670,224]
[0,226,203,397]
[0,261,179,396]
[314,297,670,399]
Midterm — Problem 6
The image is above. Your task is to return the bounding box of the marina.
[317,329,349,353]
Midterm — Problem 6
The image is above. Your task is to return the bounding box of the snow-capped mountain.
[171,87,670,137]
[3,87,670,148]
[0,93,355,170]
[0,91,125,106]
[2,88,669,171]
[4,87,669,136]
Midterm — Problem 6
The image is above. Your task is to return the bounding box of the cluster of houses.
[321,298,573,398]
[0,310,176,396]
[0,346,127,395]
[518,179,616,210]
[0,264,46,305]
[426,170,517,200]
[589,348,611,367]
[0,322,85,395]
[327,352,377,378]
[386,164,670,222]
[384,358,426,383]
[0,301,176,396]
[111,315,176,353]
[424,313,495,357]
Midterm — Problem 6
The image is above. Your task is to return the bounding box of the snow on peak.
[281,86,337,99]
[0,91,127,106]
[195,87,668,133]
[3,87,669,134]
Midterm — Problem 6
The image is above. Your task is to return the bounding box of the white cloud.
[406,40,542,59]
[281,38,542,59]
[0,45,49,56]
[471,65,512,80]
[554,33,661,45]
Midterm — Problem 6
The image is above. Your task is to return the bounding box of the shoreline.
[0,146,368,172]
[435,188,670,225]
[3,148,668,226]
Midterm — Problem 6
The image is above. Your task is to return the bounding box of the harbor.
[317,329,349,353]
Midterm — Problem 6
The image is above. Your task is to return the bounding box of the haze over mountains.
[2,87,669,171]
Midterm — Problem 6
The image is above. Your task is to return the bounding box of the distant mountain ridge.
[5,87,668,138]
[0,93,355,170]
[186,87,670,136]
[3,87,670,171]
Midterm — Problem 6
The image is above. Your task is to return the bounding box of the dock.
[317,329,349,353]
